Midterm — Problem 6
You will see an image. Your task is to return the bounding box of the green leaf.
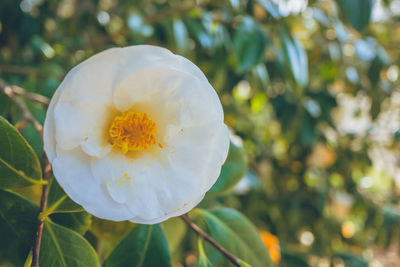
[46,179,84,214]
[0,189,38,266]
[39,218,100,267]
[0,93,10,117]
[255,0,281,18]
[280,28,308,88]
[333,253,368,267]
[233,16,267,72]
[281,252,309,267]
[50,211,92,235]
[198,239,214,267]
[162,217,187,254]
[90,218,134,260]
[173,19,189,53]
[105,224,171,267]
[336,0,373,31]
[0,116,43,188]
[208,141,247,195]
[195,208,274,267]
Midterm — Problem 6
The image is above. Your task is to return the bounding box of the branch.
[0,79,52,267]
[0,80,44,134]
[0,64,42,76]
[31,156,52,267]
[180,214,243,267]
[146,2,197,24]
[10,85,49,105]
[0,79,49,105]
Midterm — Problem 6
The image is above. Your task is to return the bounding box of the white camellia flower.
[44,45,230,224]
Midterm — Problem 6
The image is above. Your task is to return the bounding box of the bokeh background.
[1,0,400,266]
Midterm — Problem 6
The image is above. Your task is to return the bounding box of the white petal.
[52,49,123,156]
[128,194,205,224]
[52,147,132,221]
[43,72,71,162]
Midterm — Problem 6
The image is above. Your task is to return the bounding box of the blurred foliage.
[1,0,400,266]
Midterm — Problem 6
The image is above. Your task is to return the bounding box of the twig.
[0,80,43,134]
[0,64,42,76]
[0,79,49,105]
[0,79,53,266]
[180,214,242,267]
[146,2,197,24]
[15,118,30,132]
[10,85,50,105]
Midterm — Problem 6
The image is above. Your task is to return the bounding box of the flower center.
[109,111,159,153]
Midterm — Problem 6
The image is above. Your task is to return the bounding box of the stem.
[0,64,42,76]
[31,157,52,267]
[10,84,50,105]
[146,2,197,23]
[39,195,67,220]
[0,80,43,135]
[180,214,242,267]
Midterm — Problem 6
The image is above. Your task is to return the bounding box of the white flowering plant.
[2,0,400,266]
[0,44,273,267]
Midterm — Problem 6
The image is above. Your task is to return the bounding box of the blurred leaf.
[0,116,43,188]
[368,47,390,86]
[173,19,189,53]
[163,217,187,254]
[195,208,274,267]
[50,211,92,235]
[187,21,214,49]
[250,63,270,90]
[280,28,308,88]
[381,206,400,247]
[198,239,214,267]
[208,141,247,195]
[21,124,43,159]
[47,179,84,214]
[233,16,267,72]
[281,252,309,267]
[0,189,37,266]
[105,224,171,267]
[0,93,10,116]
[300,113,316,146]
[21,101,46,158]
[39,218,100,267]
[255,0,281,18]
[336,0,373,31]
[90,218,134,260]
[333,254,368,267]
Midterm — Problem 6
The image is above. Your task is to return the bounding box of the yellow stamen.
[109,111,159,153]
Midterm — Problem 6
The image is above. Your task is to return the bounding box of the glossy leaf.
[39,218,100,267]
[336,0,373,31]
[50,211,92,235]
[208,141,247,195]
[105,224,171,267]
[46,179,84,214]
[90,218,134,260]
[195,208,274,267]
[0,116,43,188]
[233,16,267,72]
[280,28,308,88]
[163,217,187,254]
[197,239,214,267]
[0,189,38,266]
